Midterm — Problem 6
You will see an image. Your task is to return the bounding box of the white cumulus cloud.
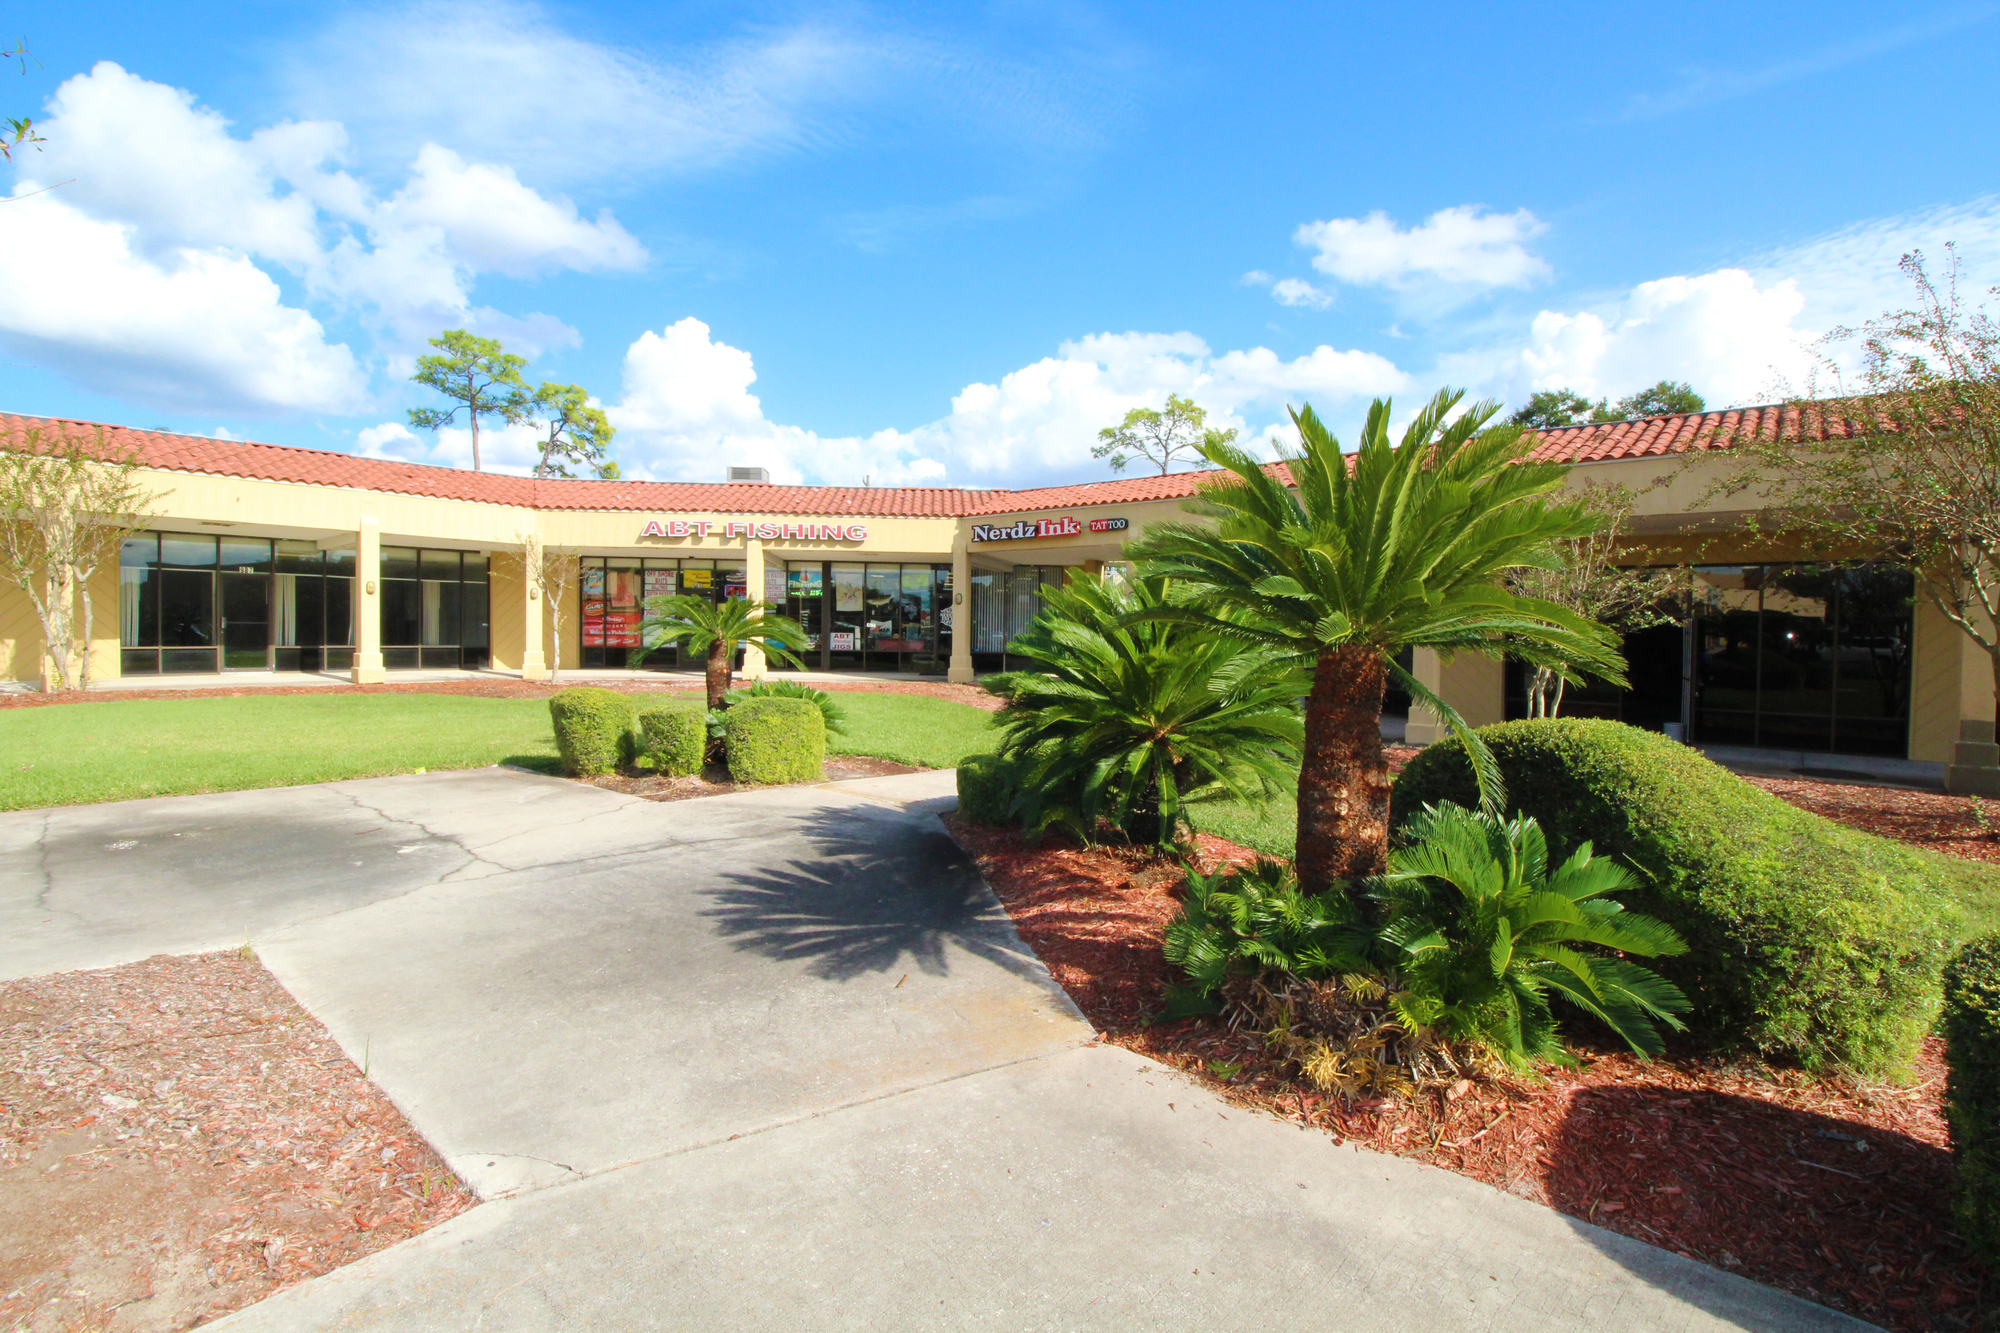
[2,62,645,413]
[564,319,1410,487]
[0,193,367,413]
[1270,277,1333,309]
[1296,205,1550,290]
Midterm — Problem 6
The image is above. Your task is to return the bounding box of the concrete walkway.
[0,770,1871,1331]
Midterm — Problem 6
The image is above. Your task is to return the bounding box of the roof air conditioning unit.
[727,466,770,484]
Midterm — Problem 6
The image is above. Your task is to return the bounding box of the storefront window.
[117,531,433,675]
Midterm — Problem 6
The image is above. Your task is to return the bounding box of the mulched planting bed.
[1,952,476,1332]
[1,677,1002,712]
[944,808,1992,1332]
[585,754,925,802]
[1745,774,2000,865]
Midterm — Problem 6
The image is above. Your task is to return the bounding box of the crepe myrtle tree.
[0,425,162,690]
[1716,247,2000,776]
[1124,388,1625,893]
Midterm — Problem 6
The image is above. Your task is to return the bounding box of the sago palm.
[989,572,1304,849]
[639,594,809,709]
[1124,387,1626,891]
[1374,802,1690,1065]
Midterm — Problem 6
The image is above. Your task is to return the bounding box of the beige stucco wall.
[0,565,118,686]
[0,455,1983,777]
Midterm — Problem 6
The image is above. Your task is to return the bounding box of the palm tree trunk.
[705,640,731,710]
[1295,645,1390,894]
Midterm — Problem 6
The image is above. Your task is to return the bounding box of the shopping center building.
[1,409,1994,789]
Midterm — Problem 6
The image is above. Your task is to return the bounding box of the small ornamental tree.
[409,330,530,473]
[1717,248,2000,760]
[1093,394,1237,475]
[0,426,162,690]
[518,531,581,679]
[639,595,809,710]
[1506,482,1682,717]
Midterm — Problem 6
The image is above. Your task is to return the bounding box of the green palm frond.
[987,572,1306,849]
[639,594,810,668]
[1370,802,1690,1065]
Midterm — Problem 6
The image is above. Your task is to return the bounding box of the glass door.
[219,574,270,669]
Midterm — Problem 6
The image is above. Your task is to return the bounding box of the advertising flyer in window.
[643,569,677,600]
[787,567,823,599]
[829,631,857,651]
[835,579,863,612]
[607,569,639,610]
[582,568,605,597]
[763,568,786,603]
[681,568,713,592]
[604,612,641,648]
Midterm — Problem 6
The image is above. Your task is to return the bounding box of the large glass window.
[968,565,1073,670]
[1504,562,1914,757]
[116,534,480,675]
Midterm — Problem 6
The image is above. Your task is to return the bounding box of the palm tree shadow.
[701,805,1045,984]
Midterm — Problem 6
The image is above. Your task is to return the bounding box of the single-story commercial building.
[2,409,1994,791]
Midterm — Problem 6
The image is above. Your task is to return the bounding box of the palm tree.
[1124,388,1626,892]
[990,572,1305,849]
[638,595,810,709]
[1375,802,1690,1065]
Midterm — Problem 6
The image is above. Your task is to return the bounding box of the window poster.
[607,569,639,610]
[787,567,823,598]
[764,568,787,602]
[643,569,677,599]
[604,611,641,648]
[582,599,607,620]
[681,568,713,591]
[582,567,605,597]
[829,631,857,651]
[835,580,864,612]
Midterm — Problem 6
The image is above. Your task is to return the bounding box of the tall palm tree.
[639,595,809,709]
[1124,388,1626,893]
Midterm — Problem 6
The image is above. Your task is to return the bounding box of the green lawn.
[1190,795,1295,860]
[0,689,1003,811]
[827,692,1000,769]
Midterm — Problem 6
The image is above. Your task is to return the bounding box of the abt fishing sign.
[971,515,1127,542]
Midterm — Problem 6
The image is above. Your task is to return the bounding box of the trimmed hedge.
[638,701,706,777]
[1946,935,2000,1265]
[955,752,1021,826]
[1392,718,1970,1077]
[548,687,637,776]
[724,696,825,785]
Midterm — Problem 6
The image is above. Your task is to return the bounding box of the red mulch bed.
[1,676,1002,712]
[944,808,1992,1331]
[1,952,476,1331]
[1746,775,2000,865]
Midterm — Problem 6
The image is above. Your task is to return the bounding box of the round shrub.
[548,687,637,776]
[724,696,825,785]
[638,701,706,777]
[1946,934,2000,1266]
[1392,717,1974,1077]
[955,752,1020,826]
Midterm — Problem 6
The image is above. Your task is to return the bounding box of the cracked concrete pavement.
[3,768,1873,1330]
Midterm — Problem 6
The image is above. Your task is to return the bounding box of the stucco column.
[948,526,974,684]
[351,516,385,684]
[1402,648,1505,746]
[741,536,767,679]
[520,545,547,682]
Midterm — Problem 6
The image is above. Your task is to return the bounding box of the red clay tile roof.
[0,405,1866,518]
[1524,403,1867,466]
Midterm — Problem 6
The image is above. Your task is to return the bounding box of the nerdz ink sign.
[972,515,1126,542]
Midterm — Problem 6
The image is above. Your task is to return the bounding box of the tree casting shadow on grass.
[700,805,1045,985]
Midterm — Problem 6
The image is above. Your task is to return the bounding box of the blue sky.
[3,1,1998,486]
